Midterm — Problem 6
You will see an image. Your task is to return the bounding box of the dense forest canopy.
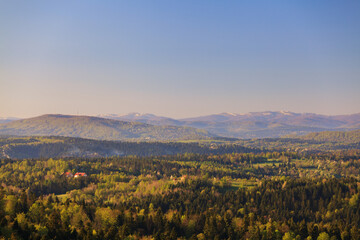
[0,129,359,239]
[0,146,359,239]
[1,131,360,159]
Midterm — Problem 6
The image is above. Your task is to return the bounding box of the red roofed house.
[74,172,87,178]
[64,172,74,178]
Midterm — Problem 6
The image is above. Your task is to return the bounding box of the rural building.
[74,172,87,178]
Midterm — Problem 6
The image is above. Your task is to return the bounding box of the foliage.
[0,136,255,159]
[0,149,359,239]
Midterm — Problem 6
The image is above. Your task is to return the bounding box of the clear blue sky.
[1,1,359,118]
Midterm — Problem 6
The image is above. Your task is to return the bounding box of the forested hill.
[0,114,214,141]
[0,136,256,159]
[297,129,360,143]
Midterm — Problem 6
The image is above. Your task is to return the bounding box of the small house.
[74,172,87,178]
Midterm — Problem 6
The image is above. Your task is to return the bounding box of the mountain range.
[98,111,360,138]
[0,114,213,141]
[0,111,359,140]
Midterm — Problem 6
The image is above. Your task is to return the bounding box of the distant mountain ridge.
[99,111,360,138]
[180,111,360,128]
[0,114,214,141]
[1,111,359,139]
[98,113,182,126]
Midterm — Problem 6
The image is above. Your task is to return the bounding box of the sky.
[1,1,359,118]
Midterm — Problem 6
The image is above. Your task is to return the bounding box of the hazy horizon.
[1,1,359,118]
[2,110,360,120]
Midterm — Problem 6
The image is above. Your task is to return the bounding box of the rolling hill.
[1,129,359,159]
[0,136,254,159]
[0,114,214,141]
[2,112,359,139]
[297,129,360,143]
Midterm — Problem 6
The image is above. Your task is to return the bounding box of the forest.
[1,130,360,159]
[0,147,359,239]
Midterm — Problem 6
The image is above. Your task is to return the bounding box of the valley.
[0,119,359,239]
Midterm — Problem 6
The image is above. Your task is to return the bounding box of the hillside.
[180,111,360,129]
[232,129,360,151]
[2,112,360,139]
[0,136,254,159]
[0,114,214,141]
[1,130,359,159]
[297,129,360,143]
